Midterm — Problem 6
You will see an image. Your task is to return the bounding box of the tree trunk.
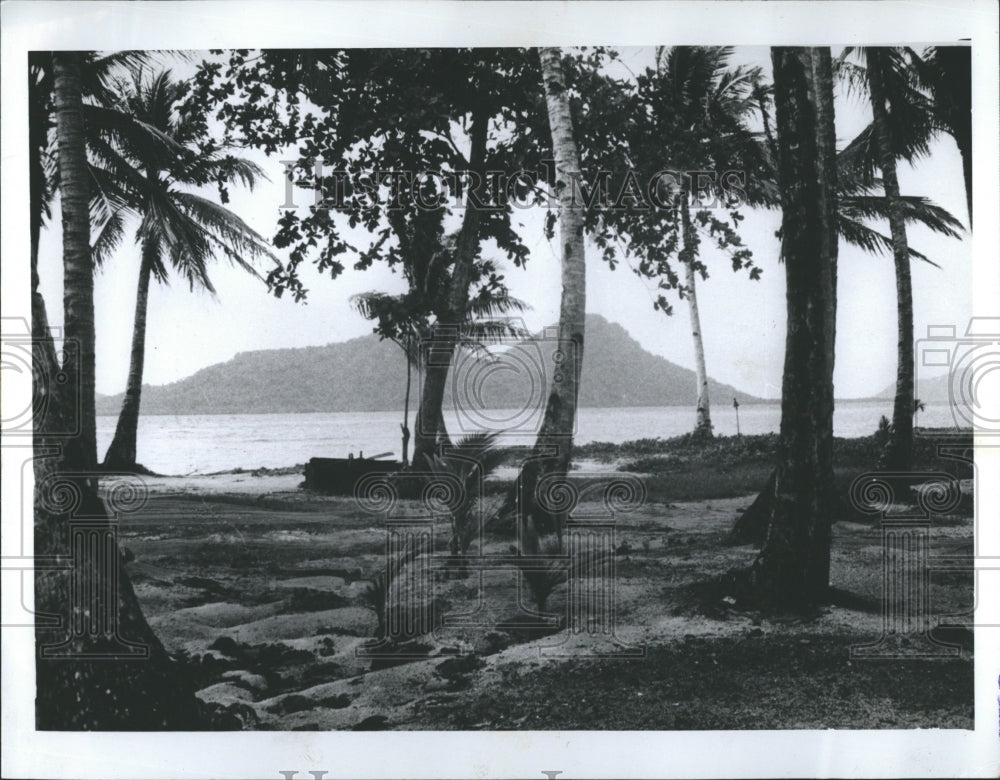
[401,340,412,466]
[729,470,775,544]
[868,49,914,472]
[30,60,60,384]
[31,191,60,393]
[35,52,202,730]
[519,47,588,553]
[747,47,838,609]
[412,349,451,466]
[53,52,97,473]
[104,242,155,469]
[411,108,489,467]
[682,198,712,439]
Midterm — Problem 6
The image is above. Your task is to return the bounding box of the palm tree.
[729,82,963,543]
[353,282,529,467]
[96,69,274,470]
[641,47,766,438]
[519,47,588,554]
[34,51,201,730]
[52,53,99,471]
[30,51,185,442]
[745,46,839,608]
[836,47,961,470]
[350,291,428,467]
[865,48,916,471]
[908,46,971,226]
[680,200,713,437]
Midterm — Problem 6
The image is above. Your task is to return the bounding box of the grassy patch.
[605,431,973,504]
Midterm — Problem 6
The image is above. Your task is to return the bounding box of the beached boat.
[302,453,402,494]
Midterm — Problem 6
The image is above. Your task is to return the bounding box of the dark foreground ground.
[114,432,975,730]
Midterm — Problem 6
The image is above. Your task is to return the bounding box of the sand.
[111,465,975,730]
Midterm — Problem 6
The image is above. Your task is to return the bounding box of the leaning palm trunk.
[746,47,838,607]
[869,50,915,471]
[681,197,712,438]
[519,47,588,554]
[104,242,155,469]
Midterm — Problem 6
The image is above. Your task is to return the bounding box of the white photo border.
[2,2,998,778]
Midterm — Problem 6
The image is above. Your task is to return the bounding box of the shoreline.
[94,395,946,419]
[101,429,974,500]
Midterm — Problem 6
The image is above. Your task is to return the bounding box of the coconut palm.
[51,53,99,471]
[352,280,529,467]
[728,54,963,544]
[748,46,840,607]
[96,69,275,469]
[30,51,187,434]
[34,51,201,731]
[838,47,949,470]
[640,46,767,438]
[908,46,972,226]
[351,293,427,466]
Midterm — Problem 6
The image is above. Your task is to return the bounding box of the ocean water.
[96,401,960,476]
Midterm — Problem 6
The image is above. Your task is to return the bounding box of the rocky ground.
[114,460,975,731]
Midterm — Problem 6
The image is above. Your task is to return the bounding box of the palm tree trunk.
[519,47,588,553]
[104,242,155,469]
[682,198,713,438]
[748,47,838,608]
[35,52,202,731]
[31,204,61,402]
[868,50,914,471]
[401,338,412,466]
[53,52,97,472]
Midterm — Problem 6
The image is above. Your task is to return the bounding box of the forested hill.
[95,314,764,415]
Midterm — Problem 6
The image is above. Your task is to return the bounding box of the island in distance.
[96,314,765,416]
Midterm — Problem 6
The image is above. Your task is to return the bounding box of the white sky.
[35,46,971,401]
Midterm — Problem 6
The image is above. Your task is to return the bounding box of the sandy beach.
[113,451,974,730]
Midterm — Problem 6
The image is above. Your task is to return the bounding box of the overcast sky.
[35,46,971,401]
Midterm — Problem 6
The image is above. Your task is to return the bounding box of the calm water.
[96,402,959,476]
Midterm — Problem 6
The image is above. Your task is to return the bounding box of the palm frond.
[91,207,127,267]
[837,214,939,267]
[466,295,530,319]
[840,195,964,239]
[462,318,530,344]
[171,191,276,274]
